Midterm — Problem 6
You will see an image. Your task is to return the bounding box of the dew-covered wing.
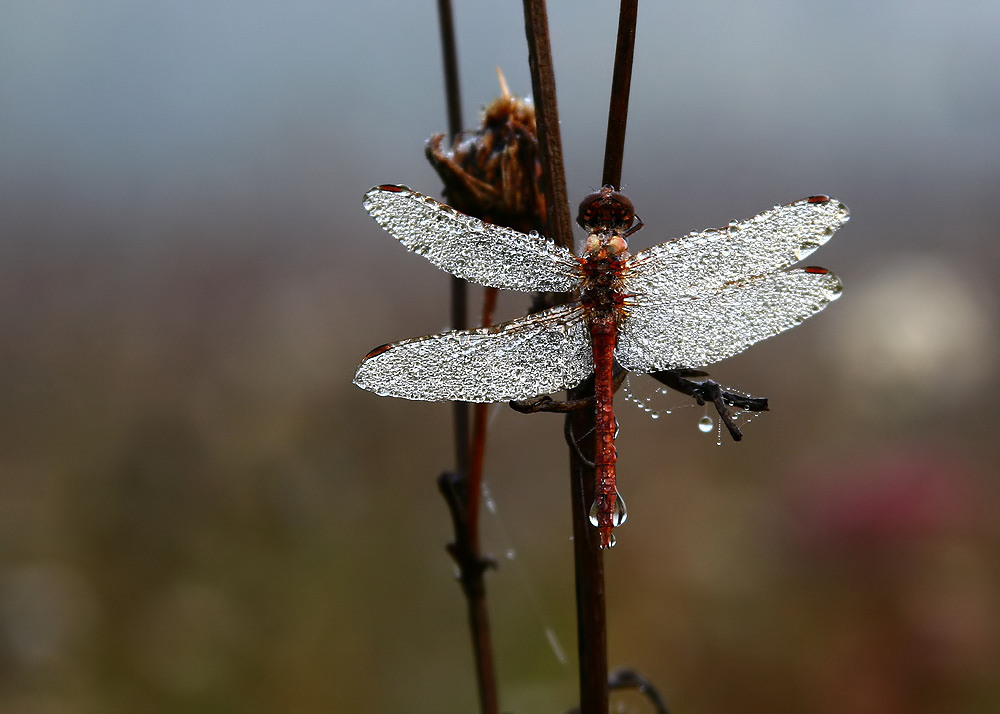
[354,302,593,402]
[363,185,580,292]
[621,196,849,301]
[615,268,843,372]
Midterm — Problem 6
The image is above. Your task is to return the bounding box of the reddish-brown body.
[588,314,621,548]
[577,186,635,548]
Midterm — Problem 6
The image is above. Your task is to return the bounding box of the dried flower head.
[426,70,546,234]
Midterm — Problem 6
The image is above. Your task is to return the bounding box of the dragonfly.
[354,184,848,548]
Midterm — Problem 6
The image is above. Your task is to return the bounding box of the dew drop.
[698,415,714,433]
[482,485,498,515]
[612,491,628,526]
[588,491,628,527]
[650,412,660,420]
[505,548,516,560]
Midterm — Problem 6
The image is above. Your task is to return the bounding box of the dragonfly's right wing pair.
[615,195,848,372]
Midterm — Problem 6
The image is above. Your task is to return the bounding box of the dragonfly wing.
[363,185,580,292]
[622,196,849,299]
[354,302,593,402]
[616,268,843,372]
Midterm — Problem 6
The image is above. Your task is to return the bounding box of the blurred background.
[2,1,999,712]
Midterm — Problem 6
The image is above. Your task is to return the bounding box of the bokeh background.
[2,1,999,712]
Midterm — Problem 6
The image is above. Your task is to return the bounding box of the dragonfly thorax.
[579,237,628,305]
[584,231,628,257]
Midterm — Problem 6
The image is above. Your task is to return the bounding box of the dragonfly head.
[577,185,635,234]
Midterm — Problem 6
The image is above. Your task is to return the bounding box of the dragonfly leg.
[648,370,769,442]
[623,213,644,238]
[509,394,593,413]
[564,418,596,468]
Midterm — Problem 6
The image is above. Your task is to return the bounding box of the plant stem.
[522,0,572,250]
[522,2,609,712]
[435,3,499,713]
[435,0,470,472]
[602,0,638,189]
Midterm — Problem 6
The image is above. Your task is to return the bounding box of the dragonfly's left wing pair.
[363,185,580,292]
[356,186,593,402]
[354,302,593,402]
[616,196,848,373]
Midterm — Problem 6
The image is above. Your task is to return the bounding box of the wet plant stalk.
[435,2,499,713]
[524,1,638,712]
[522,1,609,712]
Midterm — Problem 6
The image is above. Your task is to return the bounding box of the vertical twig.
[522,2,608,713]
[522,0,573,249]
[436,0,463,140]
[434,4,499,714]
[602,0,638,189]
[466,288,498,549]
[524,2,639,712]
[435,0,469,473]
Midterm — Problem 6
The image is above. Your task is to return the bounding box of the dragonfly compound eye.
[576,185,635,232]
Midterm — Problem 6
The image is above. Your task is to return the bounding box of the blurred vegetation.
[2,2,1000,713]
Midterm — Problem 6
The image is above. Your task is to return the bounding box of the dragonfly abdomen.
[589,313,624,549]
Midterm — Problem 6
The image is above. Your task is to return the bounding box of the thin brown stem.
[436,0,464,139]
[522,1,608,712]
[437,0,470,473]
[434,4,498,714]
[602,0,638,190]
[465,288,498,549]
[522,0,573,250]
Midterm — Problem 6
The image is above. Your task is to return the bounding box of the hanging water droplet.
[650,412,660,420]
[590,493,629,527]
[604,533,617,549]
[698,415,714,432]
[612,490,628,526]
